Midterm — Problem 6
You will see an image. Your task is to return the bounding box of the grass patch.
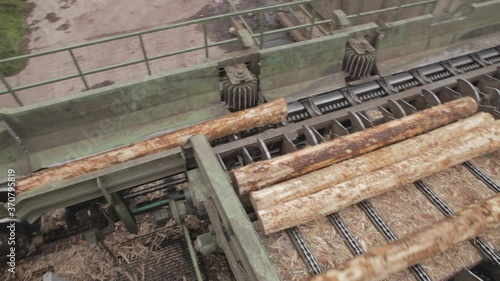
[0,0,28,76]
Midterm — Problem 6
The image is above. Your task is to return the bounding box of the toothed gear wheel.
[221,65,259,111]
[343,38,376,80]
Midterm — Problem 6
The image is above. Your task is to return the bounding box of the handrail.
[0,0,436,106]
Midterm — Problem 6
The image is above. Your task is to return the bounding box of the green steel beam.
[111,192,138,234]
[182,224,204,281]
[8,147,184,223]
[187,135,280,281]
[68,49,89,90]
[138,35,152,76]
[346,0,437,19]
[0,74,22,106]
[0,0,316,97]
[131,199,170,215]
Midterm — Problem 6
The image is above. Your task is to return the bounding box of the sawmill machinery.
[1,0,500,280]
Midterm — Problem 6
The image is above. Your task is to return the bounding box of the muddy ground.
[0,0,279,107]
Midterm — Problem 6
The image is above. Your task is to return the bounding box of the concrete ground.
[0,0,241,107]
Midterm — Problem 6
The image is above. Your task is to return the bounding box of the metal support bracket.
[110,193,138,234]
[185,135,280,281]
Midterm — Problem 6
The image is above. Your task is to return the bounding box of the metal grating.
[116,229,200,281]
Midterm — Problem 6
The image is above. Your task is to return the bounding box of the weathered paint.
[234,97,478,194]
[250,113,495,211]
[188,135,281,281]
[17,98,288,193]
[257,122,500,234]
[310,192,500,281]
[376,0,500,75]
[0,61,223,177]
[259,31,349,100]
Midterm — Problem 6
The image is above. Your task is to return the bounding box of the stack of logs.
[231,97,500,281]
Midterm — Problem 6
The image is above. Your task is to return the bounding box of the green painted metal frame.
[0,0,314,104]
[4,147,184,223]
[182,223,204,281]
[0,0,436,106]
[185,134,280,281]
[345,0,437,20]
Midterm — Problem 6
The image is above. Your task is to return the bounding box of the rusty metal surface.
[233,97,478,194]
[16,98,288,193]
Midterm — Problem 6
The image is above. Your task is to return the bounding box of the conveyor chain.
[286,46,500,123]
[327,213,364,256]
[357,200,432,281]
[286,227,324,275]
[414,180,500,266]
[462,161,500,193]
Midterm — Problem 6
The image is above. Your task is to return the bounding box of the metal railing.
[0,0,437,107]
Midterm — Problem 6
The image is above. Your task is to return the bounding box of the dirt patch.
[56,21,71,31]
[89,80,115,90]
[59,0,77,9]
[187,4,241,53]
[45,12,61,23]
[29,19,41,26]
[202,251,235,281]
[1,0,240,107]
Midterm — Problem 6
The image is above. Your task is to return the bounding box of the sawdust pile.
[339,205,386,250]
[370,184,444,237]
[7,220,183,281]
[298,217,353,270]
[201,252,234,281]
[251,159,500,281]
[424,165,500,252]
[253,222,309,281]
[369,181,483,280]
[42,209,68,233]
[470,151,500,183]
[340,202,414,281]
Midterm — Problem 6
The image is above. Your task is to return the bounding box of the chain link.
[286,227,324,275]
[414,179,500,266]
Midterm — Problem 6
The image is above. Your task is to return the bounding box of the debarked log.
[233,97,478,194]
[309,192,500,281]
[17,98,288,193]
[257,121,500,235]
[251,113,494,211]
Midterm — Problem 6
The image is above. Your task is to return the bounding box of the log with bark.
[309,192,500,281]
[257,121,500,234]
[233,97,478,194]
[17,99,288,193]
[251,113,494,211]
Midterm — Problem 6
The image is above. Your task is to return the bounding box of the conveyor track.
[326,213,364,256]
[212,45,500,280]
[358,198,432,281]
[462,162,500,193]
[286,227,324,275]
[414,180,500,266]
[285,46,500,123]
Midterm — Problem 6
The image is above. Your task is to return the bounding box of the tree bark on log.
[309,193,500,281]
[17,98,288,193]
[257,122,500,234]
[233,97,478,194]
[251,113,494,211]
